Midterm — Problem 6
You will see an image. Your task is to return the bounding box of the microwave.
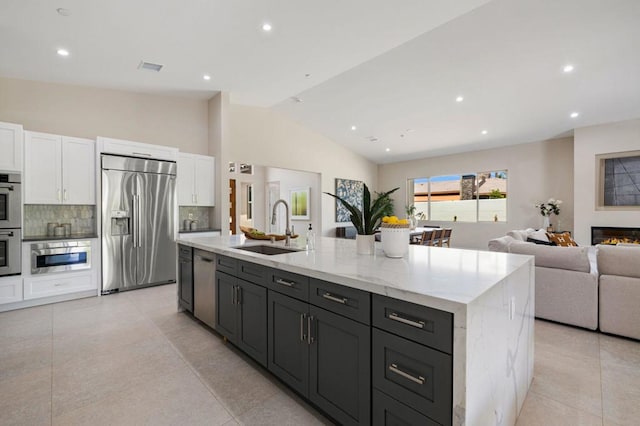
[31,241,91,274]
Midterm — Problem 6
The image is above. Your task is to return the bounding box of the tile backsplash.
[24,204,97,237]
[178,206,214,231]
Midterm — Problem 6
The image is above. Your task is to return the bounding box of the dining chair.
[419,230,434,246]
[440,228,452,247]
[431,228,444,246]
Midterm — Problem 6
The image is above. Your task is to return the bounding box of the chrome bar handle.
[388,312,425,329]
[132,195,137,247]
[322,292,347,304]
[136,194,142,248]
[276,278,295,287]
[132,152,151,157]
[232,284,236,305]
[389,363,425,385]
[63,189,67,201]
[236,286,241,305]
[307,315,314,344]
[0,231,14,237]
[300,313,307,342]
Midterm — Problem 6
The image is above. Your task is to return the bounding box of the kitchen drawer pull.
[196,256,213,263]
[307,315,314,344]
[276,278,295,287]
[0,231,14,237]
[388,312,425,329]
[322,292,347,304]
[389,363,425,385]
[132,152,152,157]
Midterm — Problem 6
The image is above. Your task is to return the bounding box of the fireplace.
[591,226,640,245]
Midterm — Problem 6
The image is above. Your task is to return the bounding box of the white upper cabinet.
[0,121,23,172]
[178,153,215,206]
[97,136,178,162]
[25,131,95,204]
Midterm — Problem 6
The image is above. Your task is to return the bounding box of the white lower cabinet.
[0,276,23,304]
[23,271,95,300]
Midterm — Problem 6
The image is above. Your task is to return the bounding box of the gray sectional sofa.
[489,230,640,340]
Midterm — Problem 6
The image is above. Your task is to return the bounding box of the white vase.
[542,216,550,230]
[381,227,410,258]
[356,234,375,255]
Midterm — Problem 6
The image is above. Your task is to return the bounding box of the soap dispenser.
[306,223,315,251]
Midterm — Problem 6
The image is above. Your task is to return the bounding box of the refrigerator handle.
[136,194,142,248]
[132,195,137,247]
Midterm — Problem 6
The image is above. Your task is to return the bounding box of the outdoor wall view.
[407,171,508,222]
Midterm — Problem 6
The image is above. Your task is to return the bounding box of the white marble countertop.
[177,235,532,311]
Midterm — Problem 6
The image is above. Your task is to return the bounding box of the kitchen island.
[176,234,534,425]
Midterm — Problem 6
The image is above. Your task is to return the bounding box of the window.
[407,170,507,222]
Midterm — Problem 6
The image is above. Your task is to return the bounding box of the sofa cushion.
[527,237,556,246]
[488,235,519,252]
[547,232,578,247]
[507,228,535,241]
[529,228,549,242]
[508,243,591,272]
[597,244,640,278]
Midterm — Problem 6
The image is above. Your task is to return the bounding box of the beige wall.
[0,77,209,154]
[574,118,640,245]
[378,137,575,249]
[226,104,378,236]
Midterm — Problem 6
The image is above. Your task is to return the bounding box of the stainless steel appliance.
[0,172,21,277]
[193,249,216,328]
[101,155,176,294]
[31,241,91,274]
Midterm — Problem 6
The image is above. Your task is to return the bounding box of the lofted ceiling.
[1,0,639,164]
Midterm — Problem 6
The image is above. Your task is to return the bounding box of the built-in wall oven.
[31,241,92,274]
[0,173,21,277]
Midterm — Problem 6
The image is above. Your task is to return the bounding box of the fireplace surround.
[591,226,640,245]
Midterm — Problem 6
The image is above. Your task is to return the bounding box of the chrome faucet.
[271,199,291,246]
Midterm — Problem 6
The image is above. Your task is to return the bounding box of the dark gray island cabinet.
[177,235,535,426]
[209,254,453,425]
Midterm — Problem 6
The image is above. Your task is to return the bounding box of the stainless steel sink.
[233,245,301,255]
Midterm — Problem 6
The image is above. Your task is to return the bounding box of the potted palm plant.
[325,183,399,254]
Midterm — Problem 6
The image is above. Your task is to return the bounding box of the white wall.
[574,118,640,245]
[227,104,378,236]
[265,167,321,235]
[0,77,209,153]
[378,138,574,249]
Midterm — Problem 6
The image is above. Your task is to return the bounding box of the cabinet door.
[309,305,371,426]
[236,279,267,367]
[0,276,23,305]
[215,271,238,342]
[177,154,196,206]
[267,290,310,397]
[62,137,95,204]
[0,122,23,172]
[178,246,193,313]
[194,155,215,206]
[24,131,62,204]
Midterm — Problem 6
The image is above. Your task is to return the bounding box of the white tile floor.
[1,283,639,425]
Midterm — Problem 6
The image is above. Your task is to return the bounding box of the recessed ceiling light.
[456,96,464,102]
[56,8,71,16]
[351,125,357,131]
[385,148,390,152]
[563,64,574,73]
[262,23,272,32]
[203,74,211,81]
[570,112,579,118]
[56,48,69,57]
[481,130,488,135]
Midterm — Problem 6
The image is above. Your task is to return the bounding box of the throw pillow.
[529,228,549,242]
[527,237,557,246]
[547,232,578,247]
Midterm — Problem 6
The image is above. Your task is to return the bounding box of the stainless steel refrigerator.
[101,154,176,294]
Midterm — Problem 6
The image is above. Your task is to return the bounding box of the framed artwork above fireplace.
[596,150,640,210]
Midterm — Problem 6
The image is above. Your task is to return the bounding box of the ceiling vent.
[138,61,163,72]
[367,136,379,143]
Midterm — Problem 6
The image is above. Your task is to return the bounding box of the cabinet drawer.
[372,388,439,426]
[372,328,452,425]
[24,272,95,300]
[372,294,452,354]
[310,278,370,325]
[237,260,269,286]
[267,269,309,301]
[0,276,23,304]
[178,245,192,258]
[215,255,237,275]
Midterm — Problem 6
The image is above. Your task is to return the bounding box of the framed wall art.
[334,178,363,222]
[290,187,310,220]
[597,150,640,210]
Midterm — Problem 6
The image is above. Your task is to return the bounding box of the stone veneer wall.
[24,205,96,237]
[178,206,215,231]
